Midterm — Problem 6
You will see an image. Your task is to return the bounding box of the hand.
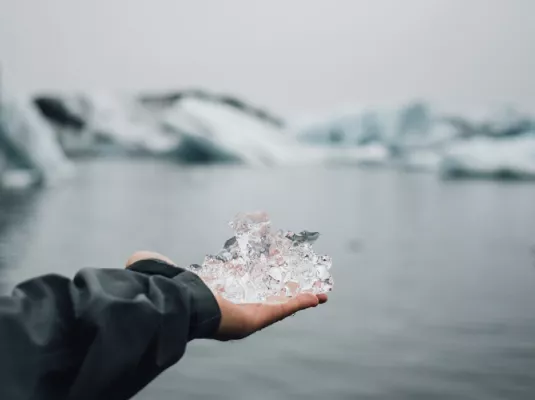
[125,251,329,341]
[212,292,328,341]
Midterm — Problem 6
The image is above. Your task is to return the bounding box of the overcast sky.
[0,0,534,114]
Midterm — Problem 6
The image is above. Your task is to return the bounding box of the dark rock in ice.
[223,236,237,249]
[287,230,320,244]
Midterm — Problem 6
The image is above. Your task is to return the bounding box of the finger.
[255,293,320,330]
[317,293,328,304]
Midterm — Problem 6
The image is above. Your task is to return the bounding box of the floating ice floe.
[439,135,535,179]
[293,101,535,178]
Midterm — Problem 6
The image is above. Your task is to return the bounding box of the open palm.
[213,293,328,341]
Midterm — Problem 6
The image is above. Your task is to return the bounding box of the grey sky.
[1,0,534,115]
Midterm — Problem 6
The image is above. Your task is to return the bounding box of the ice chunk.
[185,212,334,303]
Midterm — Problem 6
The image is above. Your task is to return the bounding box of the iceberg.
[293,102,439,168]
[163,97,329,166]
[33,91,182,157]
[294,108,395,148]
[439,135,535,179]
[439,104,533,139]
[6,87,534,183]
[34,90,319,166]
[292,101,535,178]
[83,91,181,155]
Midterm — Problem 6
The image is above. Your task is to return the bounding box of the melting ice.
[186,212,333,303]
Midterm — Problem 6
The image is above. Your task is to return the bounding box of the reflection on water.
[0,188,42,293]
[1,159,534,399]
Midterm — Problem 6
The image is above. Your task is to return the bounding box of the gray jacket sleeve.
[0,259,221,400]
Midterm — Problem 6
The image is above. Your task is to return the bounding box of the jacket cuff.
[181,271,222,340]
[127,258,221,339]
[126,258,184,278]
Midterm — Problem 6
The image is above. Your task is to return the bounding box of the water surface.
[1,160,534,399]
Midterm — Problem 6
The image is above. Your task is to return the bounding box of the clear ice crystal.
[185,212,333,304]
